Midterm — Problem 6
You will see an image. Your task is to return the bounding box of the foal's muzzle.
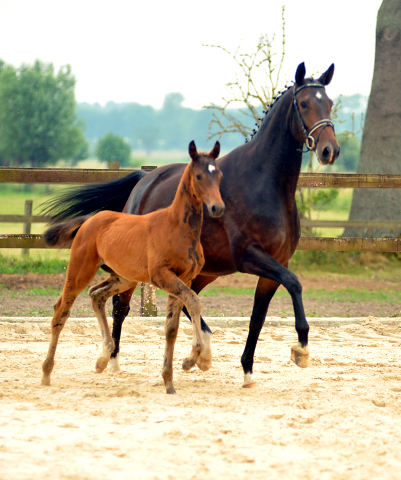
[207,202,225,218]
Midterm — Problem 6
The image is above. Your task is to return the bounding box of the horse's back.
[126,163,187,215]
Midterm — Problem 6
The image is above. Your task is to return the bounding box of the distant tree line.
[78,92,365,171]
[0,58,364,171]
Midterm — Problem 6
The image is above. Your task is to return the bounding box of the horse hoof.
[242,382,257,389]
[109,357,121,374]
[95,357,108,373]
[242,373,257,388]
[182,357,196,372]
[41,376,51,386]
[166,386,176,394]
[196,356,212,372]
[291,343,310,368]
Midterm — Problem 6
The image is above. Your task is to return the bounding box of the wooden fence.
[1,167,401,252]
[2,165,401,316]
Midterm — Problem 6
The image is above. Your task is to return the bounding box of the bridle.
[292,83,335,152]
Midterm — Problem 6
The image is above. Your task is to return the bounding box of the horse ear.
[189,140,198,161]
[210,141,220,160]
[295,62,306,85]
[318,64,335,86]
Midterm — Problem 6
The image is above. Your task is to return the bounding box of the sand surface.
[1,316,401,479]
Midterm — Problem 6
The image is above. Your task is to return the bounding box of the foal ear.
[189,140,198,161]
[210,141,220,160]
[318,63,335,86]
[295,62,306,85]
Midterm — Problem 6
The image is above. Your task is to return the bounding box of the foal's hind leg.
[89,275,137,373]
[42,263,99,386]
[182,274,218,372]
[162,295,183,394]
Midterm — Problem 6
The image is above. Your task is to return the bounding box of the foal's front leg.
[162,295,183,394]
[153,271,204,375]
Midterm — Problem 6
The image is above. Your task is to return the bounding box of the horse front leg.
[241,277,280,388]
[239,244,309,374]
[162,295,183,394]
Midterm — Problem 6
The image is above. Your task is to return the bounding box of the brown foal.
[41,140,224,394]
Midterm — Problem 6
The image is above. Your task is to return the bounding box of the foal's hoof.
[41,376,51,386]
[166,386,176,394]
[196,356,212,372]
[182,357,196,372]
[242,373,257,388]
[291,343,310,368]
[95,357,109,373]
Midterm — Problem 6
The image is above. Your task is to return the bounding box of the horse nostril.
[322,147,331,160]
[210,204,225,218]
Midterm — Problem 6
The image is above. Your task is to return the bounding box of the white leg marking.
[195,330,213,371]
[243,372,257,388]
[109,354,121,373]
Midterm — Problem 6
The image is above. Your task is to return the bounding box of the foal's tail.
[43,216,91,249]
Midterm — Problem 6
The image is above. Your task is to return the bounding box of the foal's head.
[188,140,225,218]
[291,62,340,165]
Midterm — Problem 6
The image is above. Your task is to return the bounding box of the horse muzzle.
[317,140,341,165]
[207,202,225,218]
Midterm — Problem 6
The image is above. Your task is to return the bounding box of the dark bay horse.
[41,141,224,394]
[43,63,340,387]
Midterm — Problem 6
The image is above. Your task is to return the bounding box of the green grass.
[2,280,398,304]
[0,252,68,274]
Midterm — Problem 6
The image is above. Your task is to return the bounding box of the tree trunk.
[343,0,401,238]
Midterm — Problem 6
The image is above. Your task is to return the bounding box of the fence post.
[22,200,33,257]
[108,161,120,170]
[140,282,158,316]
[138,165,158,315]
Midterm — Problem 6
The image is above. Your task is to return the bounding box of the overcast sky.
[0,0,383,109]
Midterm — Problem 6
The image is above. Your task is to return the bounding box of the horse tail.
[40,170,147,225]
[43,216,91,249]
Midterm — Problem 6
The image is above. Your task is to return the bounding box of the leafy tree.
[96,132,131,166]
[344,0,401,238]
[335,133,360,172]
[0,59,86,167]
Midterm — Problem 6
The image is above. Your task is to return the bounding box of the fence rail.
[1,167,401,253]
[3,168,401,187]
[2,234,401,253]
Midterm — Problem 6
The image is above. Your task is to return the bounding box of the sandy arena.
[1,315,401,479]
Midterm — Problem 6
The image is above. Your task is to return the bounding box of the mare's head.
[291,62,340,165]
[188,140,225,218]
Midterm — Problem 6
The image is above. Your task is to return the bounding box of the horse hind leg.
[110,288,136,373]
[89,275,137,373]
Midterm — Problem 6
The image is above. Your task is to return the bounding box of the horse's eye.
[196,174,202,180]
[300,101,308,109]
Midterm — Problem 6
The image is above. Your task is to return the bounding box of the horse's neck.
[249,94,302,199]
[170,164,203,236]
